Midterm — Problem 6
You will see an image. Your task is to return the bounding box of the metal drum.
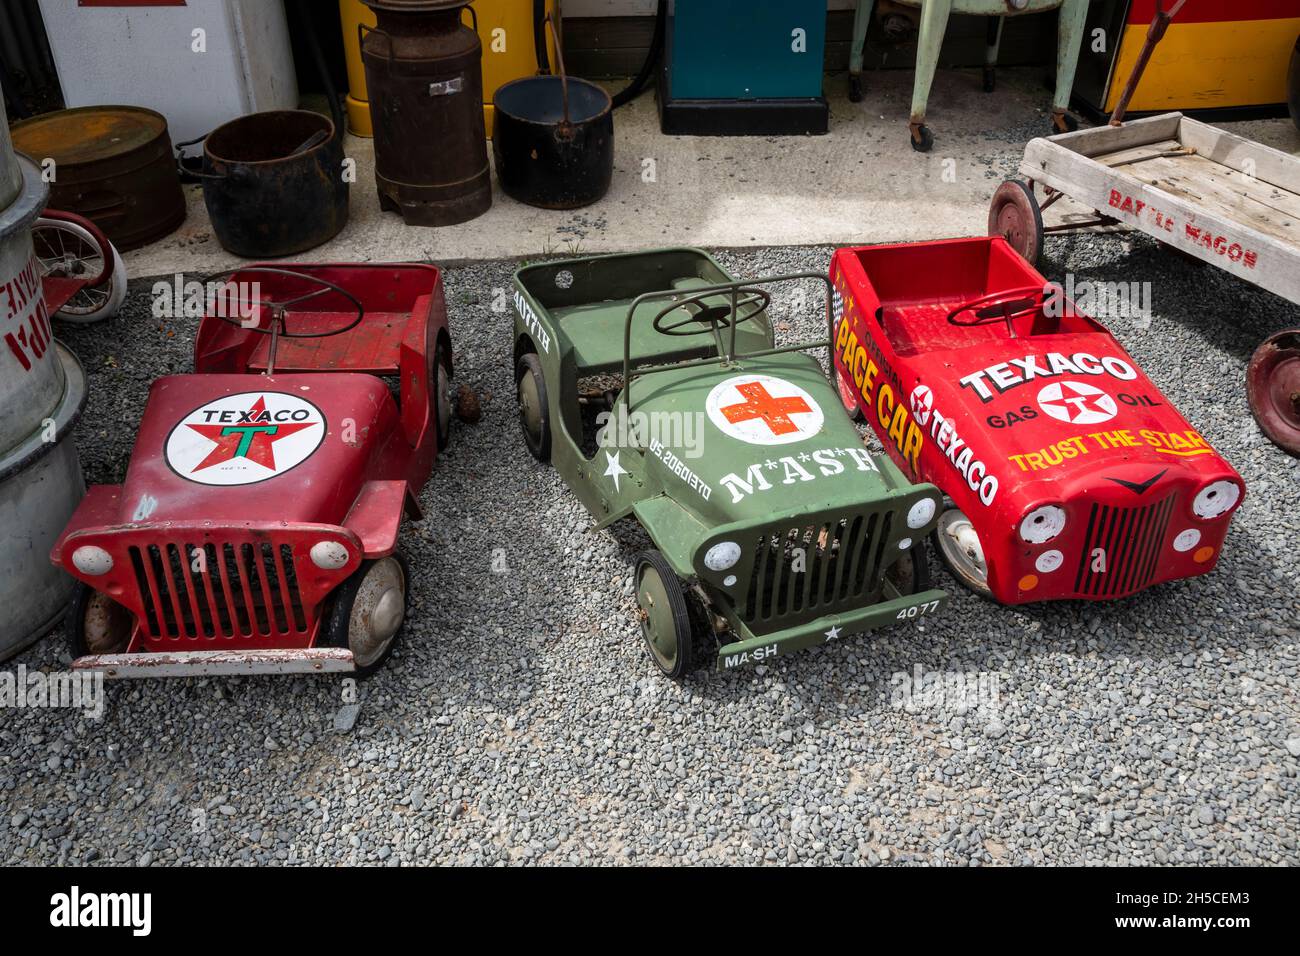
[0,114,21,210]
[361,0,492,225]
[0,153,62,455]
[0,343,87,661]
[11,105,186,251]
[0,97,90,660]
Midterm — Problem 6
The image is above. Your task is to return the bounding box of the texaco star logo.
[165,391,326,486]
[1036,380,1117,425]
[705,374,824,446]
[910,384,934,427]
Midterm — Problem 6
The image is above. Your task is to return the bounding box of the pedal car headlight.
[704,541,742,571]
[310,541,350,570]
[906,497,937,530]
[72,546,113,575]
[1192,480,1240,520]
[1019,504,1066,544]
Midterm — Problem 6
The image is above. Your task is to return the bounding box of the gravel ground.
[2,232,1298,866]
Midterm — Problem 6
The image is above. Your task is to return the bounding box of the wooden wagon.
[988,112,1300,455]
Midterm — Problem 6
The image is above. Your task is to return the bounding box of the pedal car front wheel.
[324,554,409,678]
[434,342,451,452]
[516,352,552,463]
[934,507,992,598]
[69,584,134,657]
[634,550,706,681]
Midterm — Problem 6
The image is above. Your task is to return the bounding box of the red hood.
[913,330,1240,520]
[111,373,399,527]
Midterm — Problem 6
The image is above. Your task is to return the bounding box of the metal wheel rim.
[936,508,991,594]
[1248,331,1300,454]
[348,557,406,668]
[31,218,118,317]
[83,590,132,655]
[835,365,860,415]
[436,360,451,438]
[636,563,679,673]
[518,368,543,447]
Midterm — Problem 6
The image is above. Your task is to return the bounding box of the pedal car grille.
[1073,494,1175,598]
[734,511,894,628]
[128,541,310,639]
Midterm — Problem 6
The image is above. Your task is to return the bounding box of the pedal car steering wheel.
[203,267,364,338]
[946,285,1049,327]
[652,287,771,337]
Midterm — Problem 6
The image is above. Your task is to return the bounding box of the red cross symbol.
[721,381,812,436]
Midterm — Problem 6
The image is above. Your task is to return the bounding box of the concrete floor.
[127,67,1300,275]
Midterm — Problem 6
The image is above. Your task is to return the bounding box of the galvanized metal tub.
[0,341,88,661]
[0,152,61,455]
[10,105,186,252]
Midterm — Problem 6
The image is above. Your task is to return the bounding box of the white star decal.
[603,451,629,492]
[823,625,842,642]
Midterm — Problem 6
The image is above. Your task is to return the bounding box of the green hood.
[620,353,911,529]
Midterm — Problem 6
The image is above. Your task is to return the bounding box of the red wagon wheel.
[988,180,1043,266]
[1247,329,1300,456]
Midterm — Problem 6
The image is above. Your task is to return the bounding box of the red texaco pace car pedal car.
[51,264,458,677]
[829,236,1245,604]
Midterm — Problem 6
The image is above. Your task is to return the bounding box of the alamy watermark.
[890,664,1001,718]
[596,406,707,459]
[1,665,104,720]
[1043,275,1153,329]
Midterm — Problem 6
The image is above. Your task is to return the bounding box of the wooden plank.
[1019,136,1300,303]
[1037,112,1184,159]
[1121,154,1300,245]
[1177,116,1300,195]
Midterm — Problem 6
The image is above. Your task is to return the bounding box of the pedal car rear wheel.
[835,365,864,422]
[934,507,992,598]
[1247,328,1300,456]
[32,218,128,324]
[69,584,133,657]
[434,342,451,452]
[634,550,704,681]
[324,554,408,678]
[516,352,552,463]
[988,180,1043,267]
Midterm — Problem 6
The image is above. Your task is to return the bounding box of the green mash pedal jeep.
[510,248,948,679]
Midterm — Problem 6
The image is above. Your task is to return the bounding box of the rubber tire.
[633,550,704,681]
[932,507,995,601]
[835,364,865,423]
[322,553,409,679]
[68,583,134,658]
[1246,328,1300,456]
[849,73,864,103]
[888,538,932,596]
[988,179,1044,267]
[910,124,934,152]
[433,342,451,452]
[516,352,552,464]
[36,221,128,325]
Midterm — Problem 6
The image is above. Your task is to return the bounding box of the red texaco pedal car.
[51,263,458,677]
[829,236,1245,604]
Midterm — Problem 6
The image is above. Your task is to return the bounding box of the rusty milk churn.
[360,0,492,226]
[0,100,90,662]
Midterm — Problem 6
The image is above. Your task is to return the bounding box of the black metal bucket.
[492,15,613,210]
[185,110,349,258]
